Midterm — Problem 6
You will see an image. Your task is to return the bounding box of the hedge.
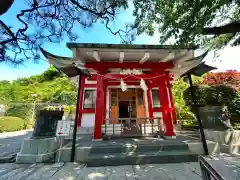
[183,84,240,125]
[0,116,25,132]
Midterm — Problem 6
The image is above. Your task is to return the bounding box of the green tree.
[0,66,76,104]
[172,78,194,120]
[133,0,240,49]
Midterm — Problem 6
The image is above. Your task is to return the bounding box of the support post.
[103,83,107,125]
[71,75,82,162]
[187,73,209,155]
[159,80,174,136]
[166,80,177,124]
[77,76,85,126]
[147,87,154,121]
[94,74,104,139]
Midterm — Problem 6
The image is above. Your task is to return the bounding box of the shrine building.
[41,43,213,140]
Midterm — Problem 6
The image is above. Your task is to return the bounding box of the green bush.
[0,116,25,132]
[5,103,33,122]
[183,85,236,107]
[183,84,240,125]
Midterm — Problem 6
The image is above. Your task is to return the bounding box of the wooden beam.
[119,52,124,63]
[93,51,100,62]
[85,61,174,72]
[161,52,175,62]
[87,73,172,82]
[75,48,86,64]
[94,75,104,139]
[139,52,150,64]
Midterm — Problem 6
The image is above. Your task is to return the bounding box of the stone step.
[85,151,199,167]
[89,143,190,154]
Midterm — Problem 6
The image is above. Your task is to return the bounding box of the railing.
[101,117,163,137]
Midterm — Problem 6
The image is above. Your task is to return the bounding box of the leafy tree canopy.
[133,0,240,49]
[0,66,76,104]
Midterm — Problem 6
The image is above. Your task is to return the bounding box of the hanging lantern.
[120,78,127,91]
[140,78,148,91]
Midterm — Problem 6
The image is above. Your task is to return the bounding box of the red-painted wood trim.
[85,62,174,71]
[103,84,107,124]
[84,84,96,88]
[167,80,177,124]
[147,88,154,120]
[86,74,171,82]
[77,76,85,126]
[106,81,141,86]
[158,81,174,136]
[82,109,95,113]
[153,107,162,112]
[94,74,104,139]
[152,107,174,112]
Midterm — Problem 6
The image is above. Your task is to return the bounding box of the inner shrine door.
[109,88,146,124]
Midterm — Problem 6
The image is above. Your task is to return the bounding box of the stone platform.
[57,135,219,166]
[16,137,58,163]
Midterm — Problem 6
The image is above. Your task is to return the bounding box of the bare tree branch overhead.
[2,0,240,64]
[0,0,132,64]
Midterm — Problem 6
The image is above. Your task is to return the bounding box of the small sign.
[56,120,73,136]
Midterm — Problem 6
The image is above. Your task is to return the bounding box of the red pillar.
[77,76,85,126]
[103,81,107,124]
[147,87,154,121]
[94,74,105,139]
[167,80,177,124]
[158,80,174,136]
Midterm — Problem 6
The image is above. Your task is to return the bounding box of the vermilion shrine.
[41,43,213,140]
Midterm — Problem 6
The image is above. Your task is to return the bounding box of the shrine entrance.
[109,88,146,136]
[110,88,146,123]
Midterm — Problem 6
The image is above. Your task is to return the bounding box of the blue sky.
[0,1,240,81]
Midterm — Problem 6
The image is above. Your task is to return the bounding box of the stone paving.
[0,130,32,157]
[0,162,203,180]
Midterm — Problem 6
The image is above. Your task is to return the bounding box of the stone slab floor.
[0,162,203,180]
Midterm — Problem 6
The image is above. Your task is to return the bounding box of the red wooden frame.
[158,80,174,136]
[94,75,105,139]
[84,84,96,88]
[167,81,177,124]
[87,74,172,82]
[85,62,174,73]
[82,109,95,113]
[77,63,177,138]
[147,88,154,120]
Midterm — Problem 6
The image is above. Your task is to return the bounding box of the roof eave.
[66,43,198,50]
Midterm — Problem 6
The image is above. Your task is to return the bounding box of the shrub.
[183,85,236,107]
[0,116,25,132]
[183,84,240,125]
[5,103,33,122]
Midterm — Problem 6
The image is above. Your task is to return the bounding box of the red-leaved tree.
[202,70,240,91]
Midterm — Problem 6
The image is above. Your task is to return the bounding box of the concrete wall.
[204,129,240,154]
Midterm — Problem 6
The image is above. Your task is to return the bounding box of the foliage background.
[1,66,240,131]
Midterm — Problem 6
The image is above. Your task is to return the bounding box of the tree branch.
[203,22,240,35]
[0,0,14,15]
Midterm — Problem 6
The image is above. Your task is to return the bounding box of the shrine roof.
[67,43,197,50]
[40,43,215,80]
[181,63,216,77]
[40,48,90,77]
[66,43,198,64]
